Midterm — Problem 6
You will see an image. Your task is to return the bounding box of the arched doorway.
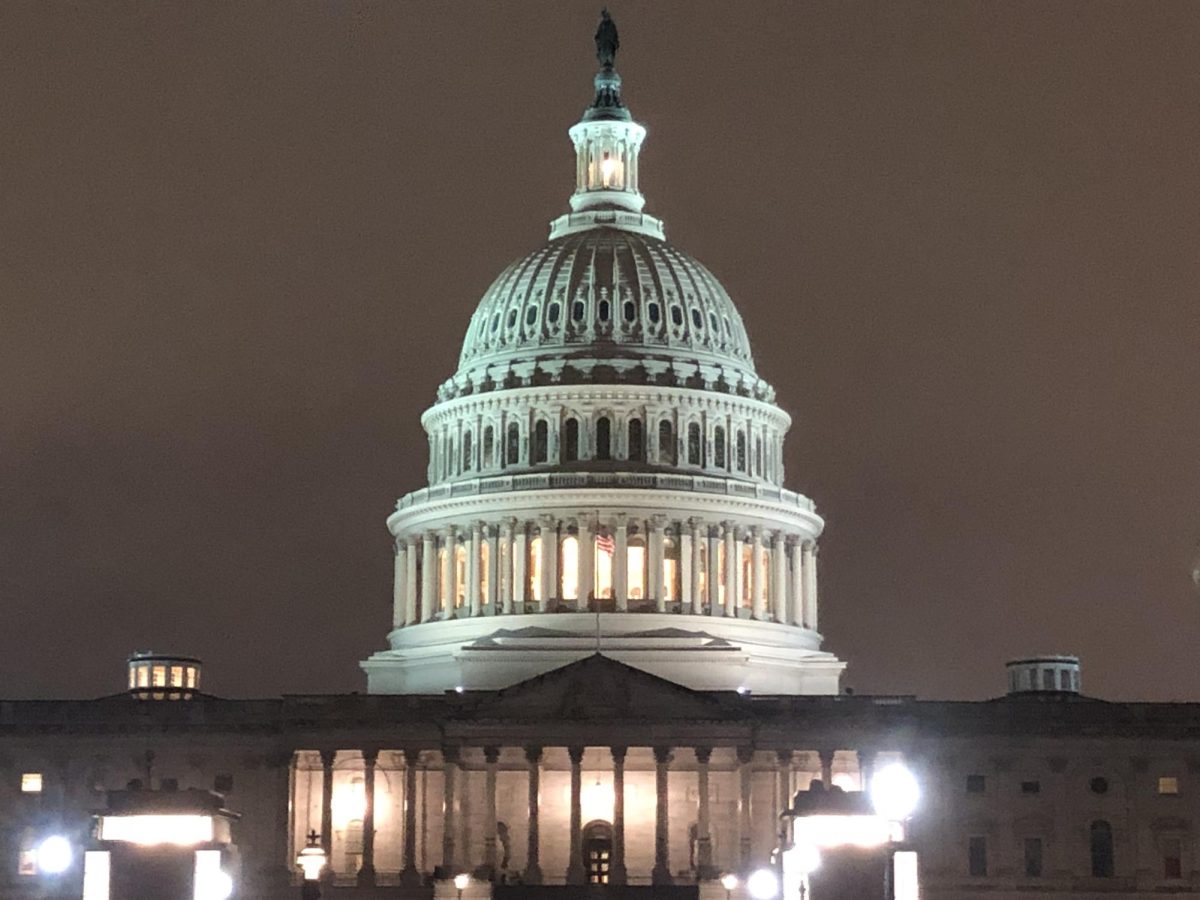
[582,820,613,884]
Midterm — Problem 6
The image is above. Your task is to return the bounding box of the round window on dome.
[525,306,538,326]
[572,300,585,322]
[691,308,703,329]
[547,302,561,325]
[623,301,636,323]
[670,305,684,327]
[598,300,611,322]
[648,303,661,324]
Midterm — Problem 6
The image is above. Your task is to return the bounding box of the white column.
[539,516,556,610]
[751,527,766,620]
[789,538,804,627]
[499,520,514,614]
[468,522,483,616]
[723,523,737,617]
[803,542,819,631]
[771,531,787,624]
[485,524,498,613]
[421,533,436,623]
[680,524,693,612]
[578,516,595,606]
[512,522,527,614]
[689,518,703,615]
[614,516,629,611]
[441,527,456,617]
[405,535,420,628]
[392,538,407,630]
[708,525,722,617]
[649,516,666,612]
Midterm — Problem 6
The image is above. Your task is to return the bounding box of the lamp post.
[454,872,471,900]
[296,831,327,900]
[720,871,740,900]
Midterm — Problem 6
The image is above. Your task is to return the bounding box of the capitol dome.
[362,15,844,696]
[445,229,771,403]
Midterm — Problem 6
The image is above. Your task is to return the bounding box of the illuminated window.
[1158,777,1179,795]
[1163,837,1183,880]
[968,836,987,876]
[529,536,543,602]
[152,666,167,687]
[697,544,708,604]
[716,541,726,607]
[479,541,490,605]
[741,543,753,608]
[128,668,136,689]
[714,426,726,468]
[136,666,149,688]
[185,667,197,689]
[627,537,646,600]
[533,420,549,464]
[561,535,579,600]
[595,536,614,599]
[454,544,467,607]
[21,773,42,793]
[564,418,580,461]
[659,420,675,465]
[18,829,36,876]
[596,417,611,461]
[82,850,110,899]
[662,537,678,602]
[760,546,771,606]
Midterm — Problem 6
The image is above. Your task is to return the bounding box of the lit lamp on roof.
[780,762,920,900]
[296,831,326,899]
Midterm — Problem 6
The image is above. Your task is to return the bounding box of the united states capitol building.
[4,14,1199,900]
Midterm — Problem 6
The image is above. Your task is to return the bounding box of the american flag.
[595,531,615,555]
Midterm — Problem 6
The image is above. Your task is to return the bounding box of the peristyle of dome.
[362,16,843,696]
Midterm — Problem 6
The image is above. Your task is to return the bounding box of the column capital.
[610,745,628,764]
[687,516,702,534]
[615,512,628,529]
[402,748,422,766]
[736,745,755,765]
[775,748,792,766]
[771,530,785,547]
[524,745,543,764]
[484,746,501,765]
[472,520,484,536]
[319,749,337,768]
[361,747,381,765]
[694,746,712,765]
[406,534,420,550]
[441,745,461,765]
[653,746,673,765]
[568,745,586,764]
[538,513,557,529]
[501,518,515,537]
[393,535,405,555]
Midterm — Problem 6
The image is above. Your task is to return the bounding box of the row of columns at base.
[391,517,819,630]
[312,745,856,887]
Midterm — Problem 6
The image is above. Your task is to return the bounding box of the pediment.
[460,654,740,721]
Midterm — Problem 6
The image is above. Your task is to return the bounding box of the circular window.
[1090,777,1109,795]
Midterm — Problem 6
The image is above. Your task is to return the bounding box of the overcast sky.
[3,1,1199,701]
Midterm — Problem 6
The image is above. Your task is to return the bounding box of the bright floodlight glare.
[36,835,72,874]
[871,763,920,821]
[746,867,779,900]
[794,843,822,875]
[195,869,234,900]
[720,872,740,891]
[454,873,471,891]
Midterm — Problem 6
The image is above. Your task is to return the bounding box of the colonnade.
[391,516,818,632]
[297,745,871,887]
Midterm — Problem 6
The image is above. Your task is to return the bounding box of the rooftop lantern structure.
[1006,655,1081,696]
[361,11,845,696]
[127,651,202,700]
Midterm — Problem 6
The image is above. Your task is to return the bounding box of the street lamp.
[454,872,471,900]
[36,835,73,875]
[296,831,326,900]
[746,867,779,900]
[720,871,740,900]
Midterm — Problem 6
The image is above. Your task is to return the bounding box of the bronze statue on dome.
[596,9,619,70]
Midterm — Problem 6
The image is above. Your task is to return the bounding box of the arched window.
[658,420,675,465]
[662,537,679,602]
[716,540,727,608]
[564,418,580,461]
[687,423,702,466]
[595,533,614,600]
[596,417,612,461]
[736,431,747,472]
[482,426,494,468]
[714,426,727,469]
[561,534,579,600]
[462,430,473,472]
[754,436,762,475]
[437,546,448,609]
[741,542,753,608]
[1090,821,1114,877]
[533,420,549,464]
[627,418,643,462]
[506,422,520,466]
[627,534,646,600]
[583,821,614,884]
[454,544,467,608]
[529,536,543,603]
[479,541,490,606]
[697,543,708,607]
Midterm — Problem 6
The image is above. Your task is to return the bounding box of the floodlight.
[746,867,779,900]
[36,835,72,874]
[870,764,919,821]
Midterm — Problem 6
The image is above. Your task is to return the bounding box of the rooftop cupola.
[551,10,663,240]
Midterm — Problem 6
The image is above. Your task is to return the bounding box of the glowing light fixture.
[100,814,214,846]
[793,843,821,876]
[453,872,470,900]
[296,830,326,881]
[720,872,740,892]
[746,867,779,900]
[870,764,920,821]
[193,851,233,900]
[792,814,891,849]
[36,835,72,874]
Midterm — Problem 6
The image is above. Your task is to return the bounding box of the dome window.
[691,307,703,329]
[482,426,494,468]
[687,423,702,465]
[598,299,611,322]
[658,420,675,465]
[596,417,612,461]
[507,309,518,330]
[525,306,539,327]
[714,426,727,469]
[533,420,549,464]
[462,430,473,472]
[505,423,520,466]
[572,300,586,322]
[670,305,684,327]
[736,431,747,471]
[627,418,644,462]
[648,302,661,324]
[623,300,637,323]
[723,315,732,336]
[709,312,719,333]
[563,418,580,461]
[547,302,561,325]
[490,313,501,334]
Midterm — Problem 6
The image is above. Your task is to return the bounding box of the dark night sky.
[3,2,1199,702]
